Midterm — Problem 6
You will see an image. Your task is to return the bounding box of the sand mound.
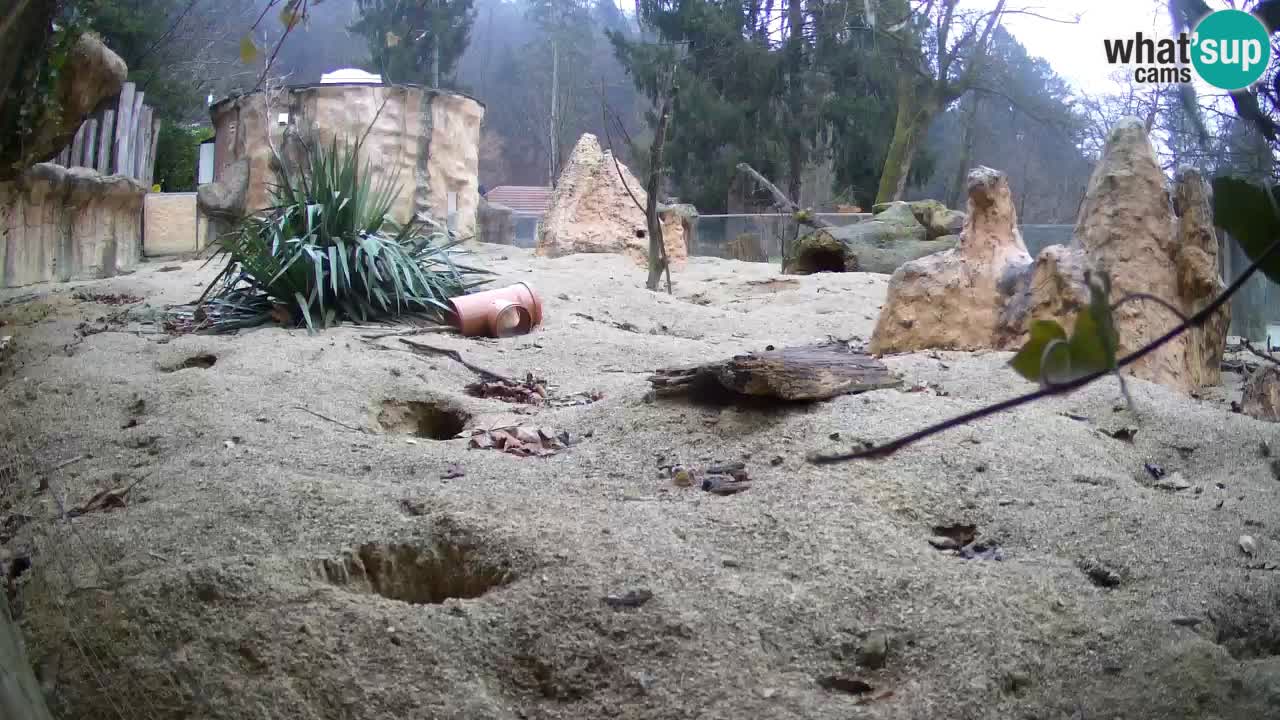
[1,246,1278,719]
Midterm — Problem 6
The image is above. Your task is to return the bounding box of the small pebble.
[928,535,961,550]
[1240,535,1259,556]
[858,632,889,670]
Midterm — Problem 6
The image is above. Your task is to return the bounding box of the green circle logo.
[1192,9,1271,91]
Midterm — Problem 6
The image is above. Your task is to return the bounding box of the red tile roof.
[484,186,552,215]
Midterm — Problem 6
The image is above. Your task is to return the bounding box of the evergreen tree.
[352,0,477,87]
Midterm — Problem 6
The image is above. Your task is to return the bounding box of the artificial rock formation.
[208,85,484,238]
[0,164,145,288]
[870,118,1228,396]
[197,157,249,244]
[535,134,688,268]
[787,201,958,275]
[869,168,1032,351]
[1,32,127,181]
[872,199,966,240]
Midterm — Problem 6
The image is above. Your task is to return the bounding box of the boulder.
[197,158,250,243]
[873,199,966,240]
[786,224,957,275]
[1,33,128,181]
[536,134,688,268]
[660,203,699,256]
[870,118,1230,396]
[1173,165,1230,390]
[870,167,1032,352]
[1242,365,1280,422]
[785,201,955,275]
[477,198,515,245]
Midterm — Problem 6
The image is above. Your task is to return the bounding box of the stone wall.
[143,192,211,256]
[0,164,145,288]
[209,84,485,239]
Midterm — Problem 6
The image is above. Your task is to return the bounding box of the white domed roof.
[319,68,383,85]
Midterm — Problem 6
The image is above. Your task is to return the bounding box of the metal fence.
[512,208,1275,342]
[692,213,866,261]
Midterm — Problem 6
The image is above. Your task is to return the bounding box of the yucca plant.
[179,132,490,333]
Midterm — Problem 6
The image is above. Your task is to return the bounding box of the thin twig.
[398,338,516,383]
[291,406,367,434]
[810,234,1280,464]
[359,326,455,341]
[50,455,88,472]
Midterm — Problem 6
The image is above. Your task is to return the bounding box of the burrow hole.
[792,248,849,274]
[1211,587,1280,659]
[316,541,514,604]
[377,400,470,440]
[166,354,217,372]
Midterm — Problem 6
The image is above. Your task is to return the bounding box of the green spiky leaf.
[1211,176,1280,286]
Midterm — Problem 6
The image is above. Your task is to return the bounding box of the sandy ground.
[3,244,1280,720]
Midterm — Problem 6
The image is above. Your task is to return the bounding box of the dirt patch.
[163,353,217,372]
[1211,585,1280,659]
[314,540,515,605]
[376,399,470,440]
[743,278,801,294]
[73,291,143,305]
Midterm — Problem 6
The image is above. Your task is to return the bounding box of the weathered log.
[648,343,901,401]
[786,221,958,275]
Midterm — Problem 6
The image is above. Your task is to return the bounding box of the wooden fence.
[50,81,159,185]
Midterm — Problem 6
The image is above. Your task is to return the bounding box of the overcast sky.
[990,0,1173,92]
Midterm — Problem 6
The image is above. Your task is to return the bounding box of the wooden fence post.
[113,82,135,175]
[96,109,115,174]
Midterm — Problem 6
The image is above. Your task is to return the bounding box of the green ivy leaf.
[1211,176,1280,286]
[1010,320,1067,382]
[239,35,260,65]
[1010,272,1120,386]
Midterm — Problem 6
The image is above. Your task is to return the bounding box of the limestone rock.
[198,157,250,244]
[871,119,1230,396]
[870,167,1031,353]
[660,203,699,257]
[0,163,145,288]
[1242,365,1280,422]
[1,33,127,180]
[1073,118,1183,388]
[862,202,929,242]
[908,199,966,240]
[786,201,957,274]
[198,158,249,220]
[210,86,484,237]
[787,224,957,275]
[1173,166,1230,390]
[477,198,515,245]
[536,134,688,268]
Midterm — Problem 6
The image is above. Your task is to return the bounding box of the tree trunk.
[645,79,675,292]
[875,79,937,204]
[785,0,805,205]
[946,93,978,208]
[432,41,440,88]
[548,35,559,186]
